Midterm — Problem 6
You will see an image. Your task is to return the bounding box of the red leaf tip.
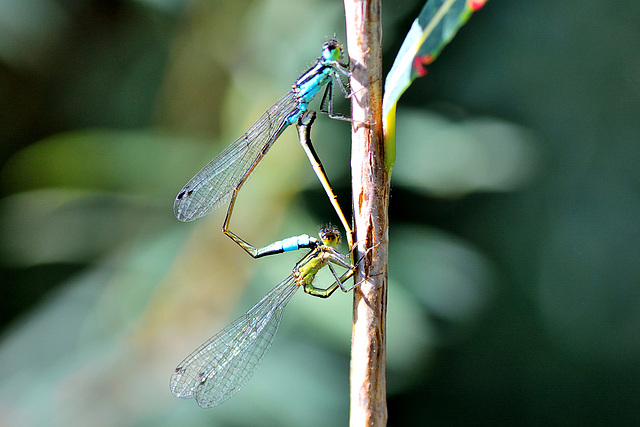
[468,0,486,11]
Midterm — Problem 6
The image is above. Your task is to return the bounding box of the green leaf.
[383,0,488,173]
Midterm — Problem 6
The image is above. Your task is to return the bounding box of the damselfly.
[174,39,354,250]
[170,226,358,408]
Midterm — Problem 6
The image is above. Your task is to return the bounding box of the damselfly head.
[319,225,341,246]
[322,39,342,62]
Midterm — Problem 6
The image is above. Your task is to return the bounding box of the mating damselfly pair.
[170,39,363,408]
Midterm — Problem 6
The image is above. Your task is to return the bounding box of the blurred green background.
[1,0,639,425]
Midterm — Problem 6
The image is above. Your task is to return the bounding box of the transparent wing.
[170,275,299,408]
[173,91,300,222]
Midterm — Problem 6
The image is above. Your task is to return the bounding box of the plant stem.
[344,0,388,425]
